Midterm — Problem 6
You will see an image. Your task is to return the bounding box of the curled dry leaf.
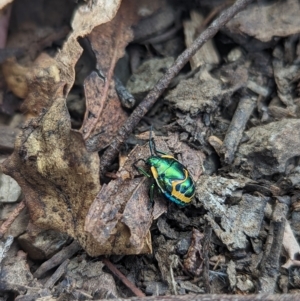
[81,0,144,151]
[82,71,128,152]
[1,0,126,256]
[2,0,122,116]
[85,176,152,255]
[85,142,157,255]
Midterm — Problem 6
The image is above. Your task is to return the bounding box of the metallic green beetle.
[136,128,195,207]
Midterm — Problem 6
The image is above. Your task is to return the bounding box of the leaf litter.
[1,0,300,300]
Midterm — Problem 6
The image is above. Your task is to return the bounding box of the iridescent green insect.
[135,128,195,207]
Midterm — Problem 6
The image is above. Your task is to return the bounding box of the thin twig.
[196,0,233,34]
[102,257,146,297]
[34,240,81,279]
[100,0,254,176]
[44,259,70,289]
[0,200,25,239]
[220,95,256,164]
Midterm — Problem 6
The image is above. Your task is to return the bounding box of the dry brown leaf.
[82,71,128,151]
[80,0,142,150]
[80,0,163,151]
[85,176,152,255]
[2,0,122,116]
[85,141,155,255]
[1,98,103,255]
[1,1,123,256]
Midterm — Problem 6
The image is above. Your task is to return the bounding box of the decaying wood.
[221,96,256,164]
[44,259,70,289]
[258,202,288,293]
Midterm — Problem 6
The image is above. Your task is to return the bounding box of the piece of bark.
[18,230,70,261]
[220,96,256,164]
[237,119,300,178]
[44,259,70,289]
[183,11,220,69]
[258,202,288,293]
[225,0,300,43]
[196,175,266,251]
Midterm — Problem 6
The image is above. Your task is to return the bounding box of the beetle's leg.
[137,167,152,178]
[133,159,152,177]
[133,158,147,166]
[148,183,155,209]
[134,165,152,178]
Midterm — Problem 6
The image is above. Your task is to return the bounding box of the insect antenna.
[149,125,155,156]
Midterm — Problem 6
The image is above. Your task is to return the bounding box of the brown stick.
[100,0,254,176]
[44,259,70,289]
[102,257,146,297]
[0,200,25,239]
[34,240,81,279]
[220,96,256,164]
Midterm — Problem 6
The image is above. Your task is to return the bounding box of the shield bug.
[135,128,195,206]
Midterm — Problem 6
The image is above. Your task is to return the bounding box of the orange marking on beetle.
[150,166,159,179]
[161,155,177,160]
[151,166,194,203]
[170,169,193,203]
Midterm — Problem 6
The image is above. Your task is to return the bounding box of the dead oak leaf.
[81,0,155,150]
[85,176,153,255]
[82,71,128,152]
[84,137,171,255]
[1,98,102,255]
[2,0,122,116]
